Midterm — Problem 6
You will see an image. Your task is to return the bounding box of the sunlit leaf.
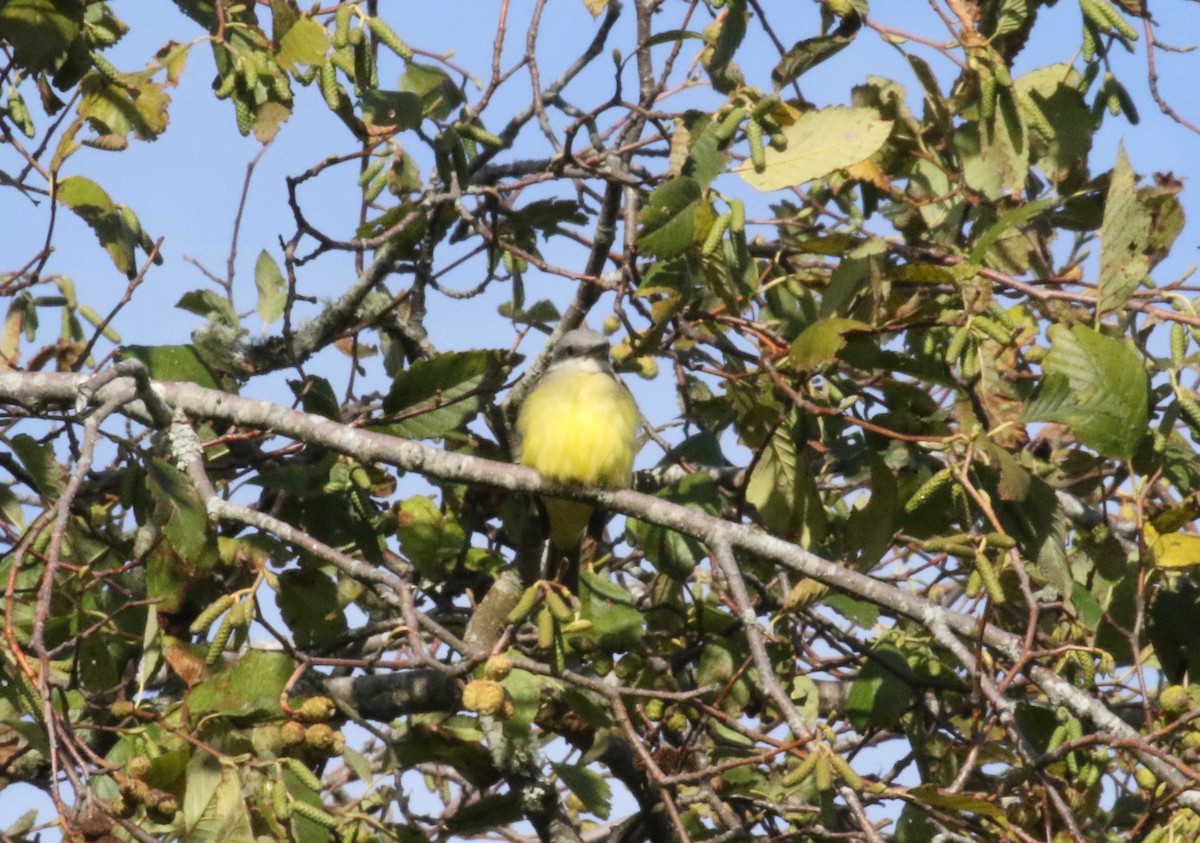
[277,16,328,70]
[1023,323,1148,459]
[1145,523,1200,570]
[185,650,294,717]
[1098,146,1152,314]
[381,350,508,440]
[1014,63,1094,185]
[56,175,137,276]
[736,106,892,191]
[119,344,222,389]
[579,571,644,649]
[400,63,463,121]
[788,317,871,371]
[79,71,171,141]
[395,495,466,581]
[254,250,287,325]
[636,176,714,259]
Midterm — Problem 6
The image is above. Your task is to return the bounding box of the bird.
[515,328,641,586]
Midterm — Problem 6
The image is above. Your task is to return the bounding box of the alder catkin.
[367,17,414,59]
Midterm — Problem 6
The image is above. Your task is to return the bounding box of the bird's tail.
[543,497,595,592]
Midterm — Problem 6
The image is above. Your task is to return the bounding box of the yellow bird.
[516,329,641,578]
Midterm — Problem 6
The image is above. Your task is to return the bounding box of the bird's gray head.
[553,328,611,362]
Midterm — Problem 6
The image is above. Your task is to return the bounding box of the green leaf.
[0,482,24,530]
[844,456,898,570]
[119,344,221,389]
[10,433,65,502]
[680,114,729,188]
[185,650,295,718]
[1070,582,1105,629]
[998,470,1072,598]
[499,668,543,733]
[512,198,588,236]
[252,99,291,144]
[1098,146,1152,314]
[968,197,1056,266]
[400,63,463,121]
[696,640,735,688]
[255,453,338,498]
[771,16,859,88]
[736,107,892,192]
[176,289,240,328]
[281,764,334,843]
[788,317,871,371]
[819,237,886,318]
[907,784,1008,820]
[56,175,137,277]
[551,761,612,819]
[636,176,714,259]
[824,594,879,628]
[395,496,466,581]
[392,721,499,789]
[78,631,120,691]
[445,792,522,835]
[1015,702,1060,753]
[156,40,190,86]
[896,804,939,842]
[278,567,349,648]
[955,108,1027,201]
[846,646,916,730]
[269,0,299,39]
[254,250,287,325]
[181,750,224,834]
[146,456,216,569]
[2,810,38,837]
[277,16,328,69]
[1014,63,1094,185]
[498,297,560,328]
[627,473,720,580]
[360,90,423,131]
[908,156,964,232]
[579,571,644,649]
[381,349,507,440]
[745,423,826,546]
[907,55,953,136]
[289,375,341,420]
[184,746,256,843]
[0,0,83,72]
[79,71,171,141]
[1023,323,1148,460]
[1149,583,1200,685]
[1140,184,1184,267]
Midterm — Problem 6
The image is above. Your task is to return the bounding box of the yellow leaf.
[1146,523,1200,569]
[736,106,893,192]
[845,158,891,190]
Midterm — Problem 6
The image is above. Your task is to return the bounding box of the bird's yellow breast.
[517,359,639,488]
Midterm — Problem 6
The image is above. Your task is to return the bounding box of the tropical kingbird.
[515,329,641,581]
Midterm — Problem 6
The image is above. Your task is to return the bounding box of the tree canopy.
[4,1,1200,841]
